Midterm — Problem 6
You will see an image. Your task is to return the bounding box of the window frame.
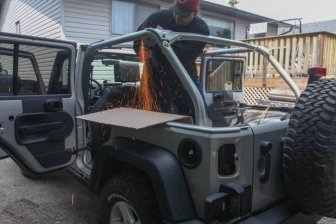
[204,57,245,93]
[0,41,72,97]
[110,0,159,35]
[201,15,235,40]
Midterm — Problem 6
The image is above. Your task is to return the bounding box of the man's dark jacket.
[135,9,209,82]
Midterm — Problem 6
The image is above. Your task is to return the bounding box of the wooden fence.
[243,32,336,78]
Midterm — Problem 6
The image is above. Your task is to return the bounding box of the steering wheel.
[89,78,103,98]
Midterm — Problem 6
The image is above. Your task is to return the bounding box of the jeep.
[0,29,335,224]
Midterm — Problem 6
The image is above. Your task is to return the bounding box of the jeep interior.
[78,34,298,150]
[86,50,141,150]
[83,45,294,132]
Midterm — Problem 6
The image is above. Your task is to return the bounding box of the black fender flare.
[88,137,196,222]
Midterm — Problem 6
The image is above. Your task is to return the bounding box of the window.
[111,0,159,35]
[0,43,71,96]
[206,58,243,92]
[202,16,234,39]
[0,44,14,95]
[90,51,141,84]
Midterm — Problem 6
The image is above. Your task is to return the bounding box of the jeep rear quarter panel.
[106,117,287,219]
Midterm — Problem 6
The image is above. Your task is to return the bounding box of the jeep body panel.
[250,119,287,211]
[105,119,287,219]
[90,137,196,222]
[0,32,77,174]
[0,147,6,159]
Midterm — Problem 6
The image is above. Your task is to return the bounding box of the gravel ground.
[0,158,101,224]
[2,157,336,224]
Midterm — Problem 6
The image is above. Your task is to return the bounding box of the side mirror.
[201,56,245,126]
[204,58,244,92]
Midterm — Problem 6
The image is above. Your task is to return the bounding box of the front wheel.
[100,172,161,224]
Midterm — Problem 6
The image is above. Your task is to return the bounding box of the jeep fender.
[89,137,196,222]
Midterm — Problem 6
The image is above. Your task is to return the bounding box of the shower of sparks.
[135,40,160,111]
[103,40,161,112]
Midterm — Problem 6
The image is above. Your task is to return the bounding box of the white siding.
[0,0,62,39]
[63,0,112,43]
[235,18,251,40]
[63,0,170,43]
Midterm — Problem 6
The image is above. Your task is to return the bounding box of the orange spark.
[103,40,161,112]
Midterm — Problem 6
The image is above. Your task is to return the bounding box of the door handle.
[18,122,64,135]
[44,99,63,112]
[258,141,272,183]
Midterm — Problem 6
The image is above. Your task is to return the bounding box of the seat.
[87,84,138,151]
[0,75,13,95]
[87,60,140,151]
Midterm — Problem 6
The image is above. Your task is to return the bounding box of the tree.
[228,0,240,8]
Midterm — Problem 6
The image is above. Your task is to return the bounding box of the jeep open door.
[0,32,77,175]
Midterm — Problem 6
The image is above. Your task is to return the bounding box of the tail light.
[307,67,326,84]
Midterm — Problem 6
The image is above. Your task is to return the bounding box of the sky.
[206,0,335,24]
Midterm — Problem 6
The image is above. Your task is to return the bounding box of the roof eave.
[201,1,280,26]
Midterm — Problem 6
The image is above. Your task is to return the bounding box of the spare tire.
[283,78,336,217]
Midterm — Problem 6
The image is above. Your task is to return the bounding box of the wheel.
[90,78,103,94]
[283,79,336,217]
[89,78,104,101]
[100,172,161,224]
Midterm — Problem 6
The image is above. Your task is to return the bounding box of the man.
[134,0,210,116]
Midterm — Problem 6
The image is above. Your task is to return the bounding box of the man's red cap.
[170,0,201,17]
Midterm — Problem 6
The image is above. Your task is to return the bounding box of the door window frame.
[0,35,76,100]
[202,15,235,40]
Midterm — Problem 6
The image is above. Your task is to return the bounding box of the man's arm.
[133,11,162,55]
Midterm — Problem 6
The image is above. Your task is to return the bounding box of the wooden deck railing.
[243,32,336,78]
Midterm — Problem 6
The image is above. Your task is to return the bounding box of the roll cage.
[80,29,300,126]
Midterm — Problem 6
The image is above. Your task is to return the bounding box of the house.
[278,19,336,36]
[0,0,282,43]
[302,19,336,34]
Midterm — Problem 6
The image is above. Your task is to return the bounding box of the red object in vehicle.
[307,67,327,84]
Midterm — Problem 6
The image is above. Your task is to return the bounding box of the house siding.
[62,0,167,43]
[234,18,250,40]
[0,0,62,39]
[63,0,111,43]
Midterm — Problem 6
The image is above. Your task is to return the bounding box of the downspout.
[60,0,66,40]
